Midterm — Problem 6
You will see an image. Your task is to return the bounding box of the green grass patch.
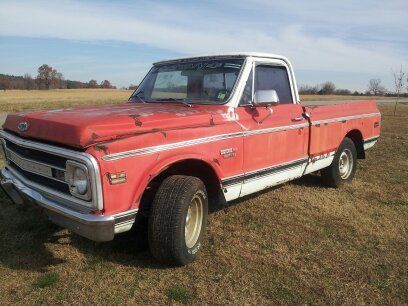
[33,272,59,289]
[86,254,107,269]
[166,286,193,304]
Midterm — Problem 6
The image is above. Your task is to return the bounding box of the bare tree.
[100,80,112,88]
[0,78,11,91]
[392,67,405,115]
[367,79,386,95]
[299,84,320,95]
[319,81,336,95]
[23,73,36,90]
[88,79,98,88]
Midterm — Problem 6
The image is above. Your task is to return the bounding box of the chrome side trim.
[222,156,308,187]
[102,112,380,161]
[312,112,380,126]
[245,123,308,136]
[364,136,380,143]
[0,130,104,210]
[103,131,244,161]
[102,123,308,161]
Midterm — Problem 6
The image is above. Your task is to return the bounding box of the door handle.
[291,116,304,122]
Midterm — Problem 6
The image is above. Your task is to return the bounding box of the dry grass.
[0,96,406,304]
[301,94,385,101]
[0,89,132,112]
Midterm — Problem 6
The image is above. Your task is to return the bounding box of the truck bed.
[304,100,381,158]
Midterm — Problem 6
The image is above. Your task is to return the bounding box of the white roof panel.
[154,52,289,65]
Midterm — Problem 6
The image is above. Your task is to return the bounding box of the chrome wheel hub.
[185,194,203,248]
[339,149,353,179]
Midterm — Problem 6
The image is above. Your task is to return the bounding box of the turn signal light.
[108,172,127,185]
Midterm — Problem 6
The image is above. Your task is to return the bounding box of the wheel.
[148,175,208,266]
[321,137,357,187]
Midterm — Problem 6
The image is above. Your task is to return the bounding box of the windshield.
[129,58,244,104]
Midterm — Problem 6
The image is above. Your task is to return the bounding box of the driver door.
[235,59,309,196]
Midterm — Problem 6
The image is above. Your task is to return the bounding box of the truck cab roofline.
[153,52,289,65]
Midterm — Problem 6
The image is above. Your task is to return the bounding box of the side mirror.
[253,89,279,106]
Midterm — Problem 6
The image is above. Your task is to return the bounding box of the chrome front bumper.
[0,167,137,242]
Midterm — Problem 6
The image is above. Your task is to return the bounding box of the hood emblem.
[18,122,29,132]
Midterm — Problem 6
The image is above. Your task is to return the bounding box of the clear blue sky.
[0,0,407,91]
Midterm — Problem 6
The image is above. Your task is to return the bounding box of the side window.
[239,68,253,106]
[254,65,293,104]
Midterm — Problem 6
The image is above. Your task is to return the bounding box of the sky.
[0,0,407,91]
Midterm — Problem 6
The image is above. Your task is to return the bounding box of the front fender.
[131,153,223,206]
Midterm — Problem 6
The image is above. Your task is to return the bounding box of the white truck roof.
[154,52,290,65]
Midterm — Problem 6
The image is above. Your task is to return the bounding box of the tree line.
[300,69,408,97]
[0,64,116,90]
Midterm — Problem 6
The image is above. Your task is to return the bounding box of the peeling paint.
[94,144,109,154]
[151,128,167,138]
[129,114,143,126]
[210,115,215,126]
[91,132,100,140]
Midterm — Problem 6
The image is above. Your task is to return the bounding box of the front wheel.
[321,137,357,187]
[148,175,208,266]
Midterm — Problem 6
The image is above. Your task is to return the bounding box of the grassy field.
[0,89,390,113]
[0,89,132,112]
[0,91,406,304]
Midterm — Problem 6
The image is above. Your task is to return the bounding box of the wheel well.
[139,159,224,214]
[345,130,365,159]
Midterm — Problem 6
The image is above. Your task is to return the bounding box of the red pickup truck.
[0,53,380,265]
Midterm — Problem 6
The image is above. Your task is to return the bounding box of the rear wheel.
[321,137,357,187]
[148,175,208,266]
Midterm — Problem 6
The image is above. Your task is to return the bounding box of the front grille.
[3,138,72,197]
[9,160,70,194]
[5,139,67,168]
[0,131,101,211]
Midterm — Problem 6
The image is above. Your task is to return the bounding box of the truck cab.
[0,53,381,265]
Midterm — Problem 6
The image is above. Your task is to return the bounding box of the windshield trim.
[129,57,248,106]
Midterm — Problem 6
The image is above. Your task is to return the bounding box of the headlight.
[66,161,91,200]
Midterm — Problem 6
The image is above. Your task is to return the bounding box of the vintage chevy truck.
[0,53,380,265]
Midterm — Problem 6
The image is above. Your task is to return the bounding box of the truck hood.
[2,103,232,148]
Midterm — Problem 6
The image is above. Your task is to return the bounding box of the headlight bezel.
[66,160,92,201]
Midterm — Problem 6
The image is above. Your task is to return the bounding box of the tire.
[321,137,357,187]
[148,175,208,266]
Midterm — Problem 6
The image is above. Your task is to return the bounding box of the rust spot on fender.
[91,132,100,140]
[210,115,215,126]
[213,158,220,166]
[129,114,143,126]
[151,128,167,138]
[94,144,109,154]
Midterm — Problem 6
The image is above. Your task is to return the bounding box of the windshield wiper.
[156,98,192,107]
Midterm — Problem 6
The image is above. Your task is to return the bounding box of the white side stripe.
[102,112,380,161]
[312,112,380,126]
[102,123,307,161]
